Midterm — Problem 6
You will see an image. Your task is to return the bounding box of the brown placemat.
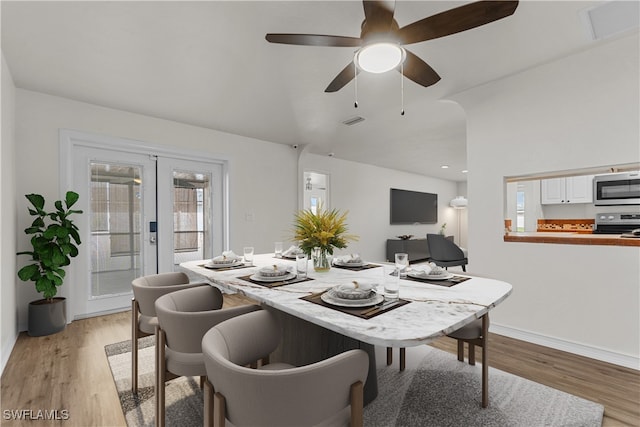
[238,274,314,288]
[404,275,470,288]
[301,291,410,319]
[200,263,252,272]
[331,263,382,272]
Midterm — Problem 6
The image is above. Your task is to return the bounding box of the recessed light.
[441,165,449,169]
[462,170,468,174]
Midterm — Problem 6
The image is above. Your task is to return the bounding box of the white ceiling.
[1,1,627,182]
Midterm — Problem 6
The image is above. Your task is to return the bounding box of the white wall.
[1,53,17,373]
[14,89,298,330]
[453,33,640,367]
[301,153,460,263]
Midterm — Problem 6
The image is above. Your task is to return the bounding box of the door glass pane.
[90,162,142,297]
[172,170,211,268]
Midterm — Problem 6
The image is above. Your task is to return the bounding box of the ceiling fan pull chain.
[400,60,405,116]
[354,61,358,108]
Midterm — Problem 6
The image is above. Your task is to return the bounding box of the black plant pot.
[28,297,66,337]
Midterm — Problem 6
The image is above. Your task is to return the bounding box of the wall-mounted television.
[390,188,438,224]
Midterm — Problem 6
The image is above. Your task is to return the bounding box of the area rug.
[105,337,604,426]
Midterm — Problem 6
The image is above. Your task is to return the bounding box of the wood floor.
[1,294,638,426]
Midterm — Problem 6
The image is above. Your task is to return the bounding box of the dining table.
[180,253,512,404]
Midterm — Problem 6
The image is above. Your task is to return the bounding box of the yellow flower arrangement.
[292,207,358,257]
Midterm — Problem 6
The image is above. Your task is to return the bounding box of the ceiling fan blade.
[325,62,359,93]
[397,1,519,45]
[362,0,396,34]
[400,50,441,88]
[266,33,362,47]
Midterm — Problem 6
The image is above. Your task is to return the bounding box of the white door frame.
[60,129,230,320]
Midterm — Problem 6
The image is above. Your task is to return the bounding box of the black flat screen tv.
[390,188,438,224]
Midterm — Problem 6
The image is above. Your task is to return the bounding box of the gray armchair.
[427,233,468,272]
[201,310,369,427]
[154,285,260,427]
[131,272,204,393]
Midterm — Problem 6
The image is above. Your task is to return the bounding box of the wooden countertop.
[504,232,640,247]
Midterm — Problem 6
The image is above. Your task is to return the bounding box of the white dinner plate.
[334,260,365,268]
[249,272,296,283]
[204,260,244,269]
[408,271,454,281]
[321,292,384,308]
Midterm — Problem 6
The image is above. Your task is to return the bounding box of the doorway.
[61,130,226,319]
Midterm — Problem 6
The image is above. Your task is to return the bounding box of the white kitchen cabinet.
[541,175,594,204]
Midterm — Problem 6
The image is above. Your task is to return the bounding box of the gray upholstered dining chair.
[388,314,490,408]
[154,285,260,427]
[201,309,369,427]
[131,271,205,394]
[426,233,468,272]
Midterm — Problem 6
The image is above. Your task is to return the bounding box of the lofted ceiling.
[1,1,631,182]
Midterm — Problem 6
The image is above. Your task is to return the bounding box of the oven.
[593,212,640,234]
[594,172,640,206]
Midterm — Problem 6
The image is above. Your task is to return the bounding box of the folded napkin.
[336,253,363,264]
[332,280,375,300]
[258,264,291,277]
[411,263,445,277]
[282,245,303,258]
[212,250,242,264]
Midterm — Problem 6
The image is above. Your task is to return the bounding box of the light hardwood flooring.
[1,294,638,426]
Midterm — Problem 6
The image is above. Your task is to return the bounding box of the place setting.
[238,262,313,288]
[201,250,251,271]
[405,262,471,287]
[331,253,380,271]
[302,274,410,319]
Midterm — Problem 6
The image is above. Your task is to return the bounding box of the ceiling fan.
[266,1,519,93]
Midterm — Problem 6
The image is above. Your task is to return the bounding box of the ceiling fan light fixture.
[355,42,405,73]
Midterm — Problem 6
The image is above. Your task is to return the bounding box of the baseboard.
[1,332,19,376]
[491,323,639,371]
[72,306,130,321]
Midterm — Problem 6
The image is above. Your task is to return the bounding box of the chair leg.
[213,392,226,427]
[349,381,364,427]
[468,343,476,366]
[457,339,464,362]
[131,299,139,394]
[156,327,166,427]
[399,348,406,372]
[462,265,466,272]
[203,378,214,427]
[386,347,393,366]
[481,314,489,408]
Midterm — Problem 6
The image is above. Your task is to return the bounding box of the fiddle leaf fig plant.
[17,191,83,301]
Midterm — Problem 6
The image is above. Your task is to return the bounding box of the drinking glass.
[243,247,254,265]
[395,253,409,278]
[296,253,308,279]
[383,265,399,301]
[274,242,283,258]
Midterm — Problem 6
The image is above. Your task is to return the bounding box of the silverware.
[360,300,399,315]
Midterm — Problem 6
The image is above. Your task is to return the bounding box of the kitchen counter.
[504,232,640,247]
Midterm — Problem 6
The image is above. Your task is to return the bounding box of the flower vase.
[312,248,331,272]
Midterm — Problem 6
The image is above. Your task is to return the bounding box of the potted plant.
[292,207,357,272]
[17,191,82,336]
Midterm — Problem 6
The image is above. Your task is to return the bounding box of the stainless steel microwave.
[594,172,640,205]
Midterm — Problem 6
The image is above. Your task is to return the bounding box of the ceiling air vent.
[583,1,639,41]
[342,116,365,126]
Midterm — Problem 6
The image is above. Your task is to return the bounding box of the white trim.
[491,323,639,371]
[1,332,19,376]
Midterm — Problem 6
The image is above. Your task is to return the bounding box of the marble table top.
[180,254,512,348]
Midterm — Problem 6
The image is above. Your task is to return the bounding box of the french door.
[62,131,225,319]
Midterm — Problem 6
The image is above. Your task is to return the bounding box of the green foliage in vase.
[292,207,358,257]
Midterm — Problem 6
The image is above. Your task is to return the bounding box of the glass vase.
[312,247,331,272]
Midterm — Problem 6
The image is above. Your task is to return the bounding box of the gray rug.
[105,337,604,426]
